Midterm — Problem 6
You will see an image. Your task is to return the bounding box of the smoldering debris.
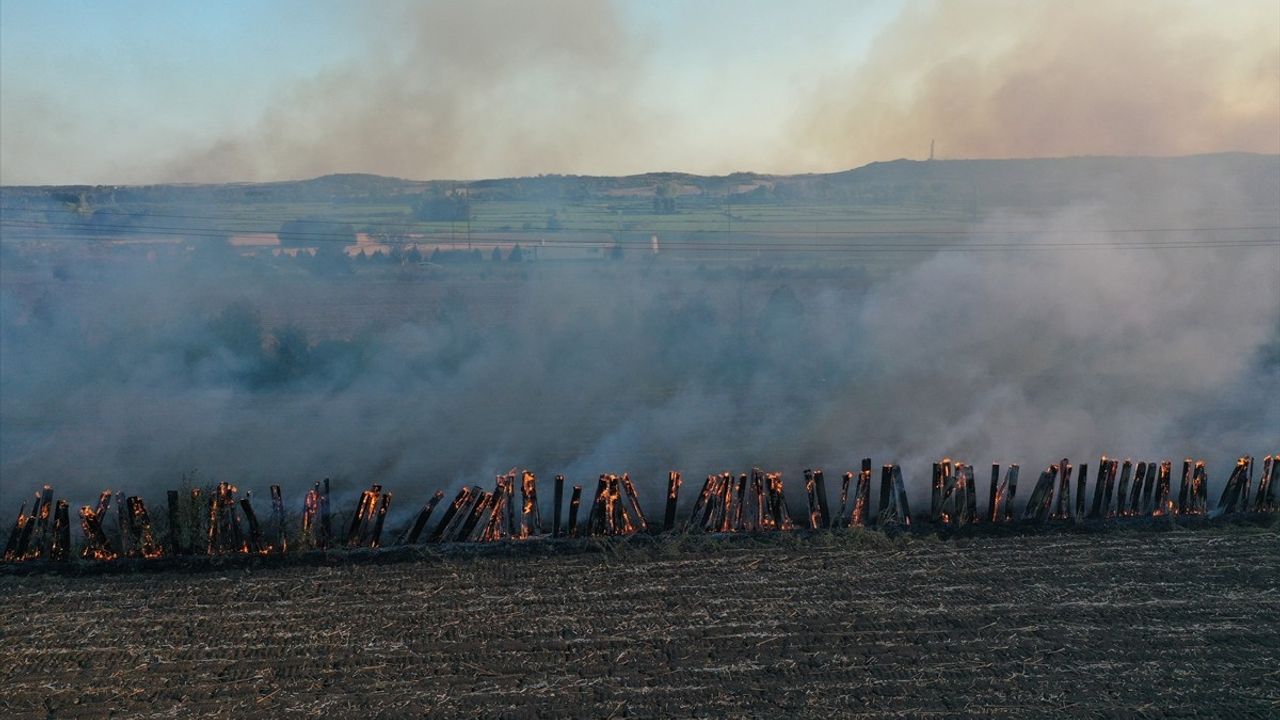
[4,452,1276,568]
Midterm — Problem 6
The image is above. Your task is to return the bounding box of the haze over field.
[1,0,1277,185]
[0,1,1277,514]
[2,157,1277,509]
[3,6,1280,720]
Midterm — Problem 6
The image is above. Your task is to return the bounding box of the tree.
[263,325,312,383]
[413,189,472,221]
[508,244,524,262]
[189,234,236,266]
[209,301,263,360]
[491,246,503,262]
[310,243,352,276]
[653,181,679,214]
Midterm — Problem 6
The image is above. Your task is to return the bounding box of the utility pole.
[726,183,732,237]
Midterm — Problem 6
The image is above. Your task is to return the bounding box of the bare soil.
[2,528,1277,719]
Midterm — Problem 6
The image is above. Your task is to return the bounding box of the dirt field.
[2,528,1278,719]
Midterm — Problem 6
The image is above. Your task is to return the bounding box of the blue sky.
[0,0,901,183]
[1,1,360,179]
[1,0,1274,184]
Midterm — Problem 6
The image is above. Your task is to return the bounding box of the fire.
[346,484,392,548]
[78,501,117,562]
[931,459,975,526]
[6,447,1276,566]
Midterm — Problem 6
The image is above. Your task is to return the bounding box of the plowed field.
[2,528,1278,718]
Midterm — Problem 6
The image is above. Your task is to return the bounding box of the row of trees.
[346,244,525,264]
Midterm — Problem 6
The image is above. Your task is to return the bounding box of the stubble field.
[2,527,1278,719]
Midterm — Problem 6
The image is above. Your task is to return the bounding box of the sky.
[1,0,1276,185]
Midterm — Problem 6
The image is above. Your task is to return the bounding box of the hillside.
[3,153,1276,210]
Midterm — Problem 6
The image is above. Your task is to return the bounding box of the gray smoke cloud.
[791,0,1280,169]
[2,177,1276,519]
[164,0,658,183]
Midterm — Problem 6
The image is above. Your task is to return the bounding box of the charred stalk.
[32,486,53,558]
[1129,462,1147,516]
[4,502,26,562]
[814,470,831,528]
[1102,459,1118,518]
[320,478,332,549]
[459,492,493,542]
[987,464,1000,524]
[1075,463,1089,521]
[1005,464,1019,522]
[804,469,820,530]
[892,465,912,526]
[878,463,894,524]
[1153,461,1173,516]
[1140,460,1157,514]
[622,474,648,533]
[1177,459,1192,514]
[733,474,748,531]
[686,475,714,532]
[1255,455,1276,512]
[128,496,161,558]
[1022,466,1057,525]
[239,497,264,554]
[963,463,978,524]
[1053,459,1072,521]
[851,459,872,528]
[663,471,681,532]
[79,502,116,561]
[167,490,183,556]
[435,486,479,543]
[1088,455,1109,520]
[1114,461,1132,519]
[117,491,131,558]
[836,470,852,529]
[50,500,71,562]
[370,492,391,547]
[930,462,943,524]
[270,485,286,554]
[553,474,566,537]
[568,485,583,537]
[520,471,542,537]
[401,491,445,545]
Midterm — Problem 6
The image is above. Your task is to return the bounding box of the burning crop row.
[3,452,1276,565]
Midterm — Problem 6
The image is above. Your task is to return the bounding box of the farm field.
[2,527,1277,719]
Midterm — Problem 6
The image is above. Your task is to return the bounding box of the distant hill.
[2,153,1276,210]
[818,153,1280,209]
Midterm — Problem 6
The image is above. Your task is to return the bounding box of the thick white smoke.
[2,198,1276,518]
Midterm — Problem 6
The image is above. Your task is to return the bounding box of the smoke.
[7,0,1275,184]
[792,0,1280,168]
[179,0,1280,182]
[164,0,659,183]
[2,172,1277,517]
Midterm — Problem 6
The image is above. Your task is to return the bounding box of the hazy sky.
[1,0,1276,184]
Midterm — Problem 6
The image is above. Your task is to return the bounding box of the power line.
[1,217,1277,254]
[4,215,1277,245]
[1,227,1273,255]
[2,205,1277,236]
